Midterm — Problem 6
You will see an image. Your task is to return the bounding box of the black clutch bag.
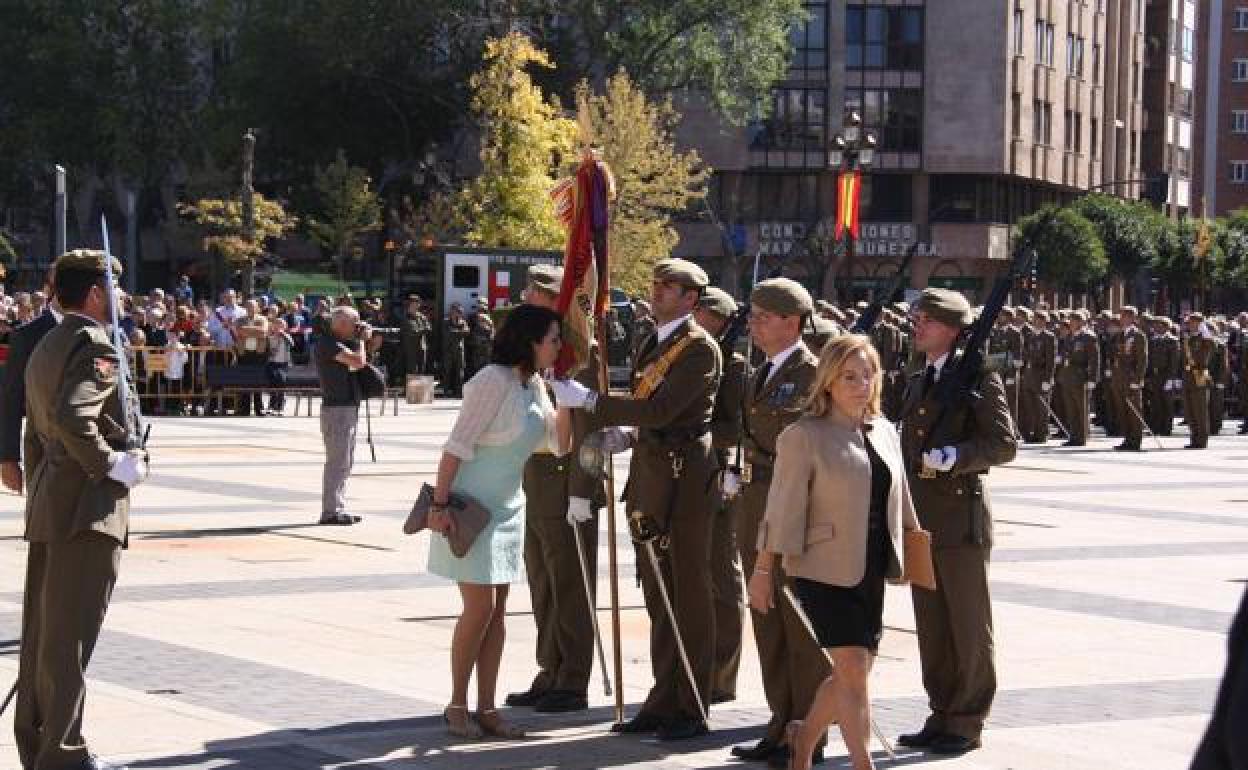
[403,482,490,558]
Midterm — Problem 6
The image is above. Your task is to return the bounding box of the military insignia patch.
[93,357,117,380]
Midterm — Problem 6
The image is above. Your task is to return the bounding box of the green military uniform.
[1051,322,1071,431]
[400,301,431,377]
[1112,313,1149,450]
[872,315,907,420]
[1146,322,1180,436]
[899,289,1017,747]
[15,251,142,770]
[1094,314,1117,433]
[442,312,469,397]
[998,313,1025,428]
[698,287,747,702]
[1056,313,1099,446]
[1239,327,1248,434]
[1019,316,1057,443]
[1183,318,1216,449]
[735,279,830,756]
[802,313,839,354]
[515,265,605,710]
[466,307,494,380]
[586,259,723,732]
[1210,332,1229,436]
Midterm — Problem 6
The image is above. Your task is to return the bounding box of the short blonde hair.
[805,334,883,419]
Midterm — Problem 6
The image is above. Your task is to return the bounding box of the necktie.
[755,361,773,397]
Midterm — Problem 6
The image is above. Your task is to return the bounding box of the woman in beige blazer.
[749,334,921,770]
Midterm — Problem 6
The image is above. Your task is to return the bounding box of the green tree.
[178,194,297,271]
[1014,206,1108,290]
[454,33,578,250]
[1069,193,1162,281]
[576,73,709,295]
[1216,209,1248,288]
[307,150,383,281]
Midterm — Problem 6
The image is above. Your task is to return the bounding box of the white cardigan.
[444,365,559,461]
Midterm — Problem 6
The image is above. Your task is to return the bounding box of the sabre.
[1042,394,1070,440]
[780,585,896,760]
[1122,391,1165,450]
[636,524,707,724]
[100,215,143,449]
[571,521,612,697]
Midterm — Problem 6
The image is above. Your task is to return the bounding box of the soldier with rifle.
[895,281,1018,755]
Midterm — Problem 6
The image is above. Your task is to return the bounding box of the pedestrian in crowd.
[173,274,193,303]
[751,334,922,770]
[1018,309,1056,443]
[631,298,656,364]
[507,265,604,715]
[1056,310,1099,446]
[1111,306,1148,451]
[692,286,747,705]
[1183,312,1216,449]
[728,277,830,768]
[0,266,58,495]
[551,258,722,742]
[1148,316,1181,436]
[426,303,567,740]
[896,288,1017,755]
[267,318,294,416]
[313,305,371,526]
[443,302,469,397]
[15,250,148,770]
[234,299,269,417]
[400,295,431,378]
[1210,320,1230,436]
[467,299,495,380]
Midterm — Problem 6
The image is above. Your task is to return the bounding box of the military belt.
[639,424,710,447]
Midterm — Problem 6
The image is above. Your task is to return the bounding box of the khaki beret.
[752,277,813,317]
[527,264,563,295]
[697,286,737,318]
[54,249,123,278]
[1015,306,1034,321]
[653,258,708,290]
[914,288,973,328]
[1119,305,1138,316]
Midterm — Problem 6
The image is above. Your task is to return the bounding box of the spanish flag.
[834,170,862,240]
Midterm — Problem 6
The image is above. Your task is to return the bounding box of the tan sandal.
[475,708,526,739]
[444,704,483,739]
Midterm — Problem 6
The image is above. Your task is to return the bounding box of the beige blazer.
[757,413,920,587]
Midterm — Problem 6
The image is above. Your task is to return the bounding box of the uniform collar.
[656,314,691,345]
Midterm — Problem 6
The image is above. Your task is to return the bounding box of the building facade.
[1197,0,1248,216]
[1143,0,1199,217]
[674,0,1149,302]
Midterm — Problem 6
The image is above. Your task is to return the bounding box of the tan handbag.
[903,528,937,591]
[404,483,490,558]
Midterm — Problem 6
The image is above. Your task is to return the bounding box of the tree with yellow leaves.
[455,33,577,250]
[575,73,709,296]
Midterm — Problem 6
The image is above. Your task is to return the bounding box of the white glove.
[1103,369,1112,378]
[107,450,149,489]
[566,496,593,526]
[599,426,635,454]
[550,378,591,408]
[921,446,957,473]
[720,469,740,499]
[1041,382,1051,393]
[1086,382,1096,391]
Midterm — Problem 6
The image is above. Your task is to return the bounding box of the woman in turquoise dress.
[426,304,567,739]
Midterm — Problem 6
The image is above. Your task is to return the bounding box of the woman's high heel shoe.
[444,704,483,739]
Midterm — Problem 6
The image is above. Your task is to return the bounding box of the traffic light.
[1143,172,1170,206]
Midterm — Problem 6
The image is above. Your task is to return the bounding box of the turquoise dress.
[426,382,547,584]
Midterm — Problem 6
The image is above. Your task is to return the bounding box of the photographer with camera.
[313,305,371,526]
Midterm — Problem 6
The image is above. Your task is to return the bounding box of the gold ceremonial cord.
[632,336,695,399]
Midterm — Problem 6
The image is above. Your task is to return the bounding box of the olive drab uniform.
[16,313,141,770]
[1112,324,1149,449]
[1147,329,1180,436]
[1210,335,1229,435]
[1240,331,1248,434]
[520,345,605,701]
[1056,327,1100,445]
[1095,327,1118,433]
[708,339,747,700]
[803,314,839,354]
[442,315,469,397]
[999,324,1025,426]
[589,316,722,724]
[400,309,431,377]
[899,357,1017,744]
[1184,332,1216,448]
[872,321,906,420]
[466,312,494,380]
[736,343,830,746]
[1019,327,1057,443]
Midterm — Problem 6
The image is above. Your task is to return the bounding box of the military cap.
[526,263,563,295]
[698,286,737,318]
[914,288,973,328]
[53,248,122,278]
[1119,304,1138,316]
[1015,306,1034,321]
[752,277,813,317]
[653,258,708,290]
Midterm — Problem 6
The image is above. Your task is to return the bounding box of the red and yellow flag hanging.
[834,170,862,240]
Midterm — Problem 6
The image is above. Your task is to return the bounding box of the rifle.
[850,239,920,334]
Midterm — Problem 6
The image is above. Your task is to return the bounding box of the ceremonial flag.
[550,148,614,377]
[835,170,862,240]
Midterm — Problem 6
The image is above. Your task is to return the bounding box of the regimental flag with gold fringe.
[834,169,862,240]
[550,146,615,378]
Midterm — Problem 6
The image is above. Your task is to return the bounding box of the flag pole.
[596,318,625,727]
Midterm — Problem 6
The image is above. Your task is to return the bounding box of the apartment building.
[1197,0,1248,216]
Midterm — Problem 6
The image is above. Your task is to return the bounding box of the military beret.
[914,288,973,328]
[53,248,122,278]
[653,258,708,290]
[1015,306,1034,320]
[1119,305,1138,316]
[698,286,737,318]
[527,264,563,295]
[752,277,813,317]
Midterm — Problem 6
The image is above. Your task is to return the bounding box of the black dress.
[792,435,895,651]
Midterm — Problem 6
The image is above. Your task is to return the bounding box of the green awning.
[267,271,349,299]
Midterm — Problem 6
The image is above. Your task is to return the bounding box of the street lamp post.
[828,111,877,301]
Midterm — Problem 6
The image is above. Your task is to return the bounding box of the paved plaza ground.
[0,399,1241,769]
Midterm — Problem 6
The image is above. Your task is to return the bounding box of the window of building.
[789,2,828,78]
[750,88,827,165]
[1236,8,1248,30]
[1182,26,1195,63]
[1233,110,1248,133]
[1230,161,1248,184]
[860,173,914,220]
[1014,9,1024,55]
[1091,117,1099,158]
[1174,146,1191,176]
[843,88,923,151]
[1066,35,1084,76]
[1045,23,1055,65]
[1033,99,1052,145]
[846,6,924,70]
[728,173,831,222]
[1034,19,1047,63]
[1092,43,1101,82]
[1064,109,1074,150]
[1074,112,1083,153]
[1012,93,1022,138]
[1234,59,1248,81]
[1177,88,1194,117]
